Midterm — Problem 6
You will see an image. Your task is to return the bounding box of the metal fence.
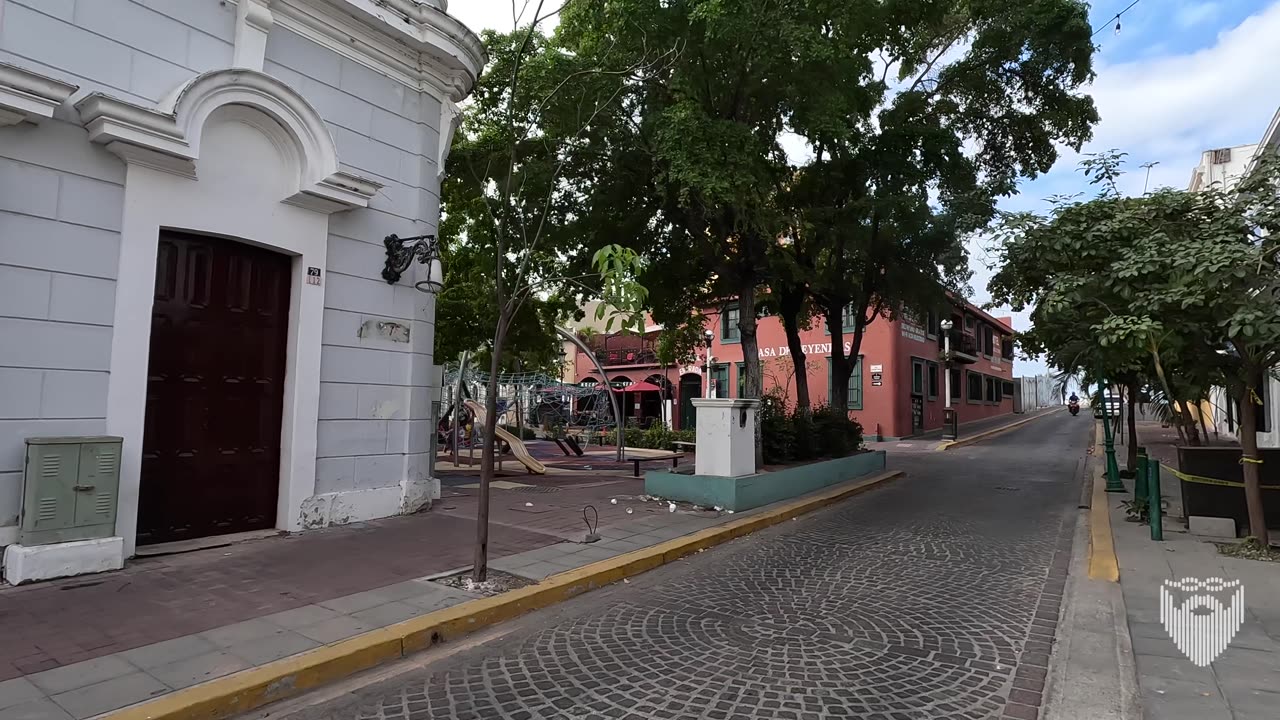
[1016,374,1058,411]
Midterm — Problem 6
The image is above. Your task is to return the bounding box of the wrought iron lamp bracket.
[381,233,439,285]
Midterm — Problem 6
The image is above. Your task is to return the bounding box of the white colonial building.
[1190,109,1280,450]
[0,0,482,581]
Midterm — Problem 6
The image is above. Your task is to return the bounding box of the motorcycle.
[1068,399,1080,416]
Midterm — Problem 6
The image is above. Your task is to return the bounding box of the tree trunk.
[473,320,508,583]
[1197,394,1211,444]
[826,305,848,411]
[1238,377,1269,546]
[1126,381,1139,474]
[738,279,764,468]
[827,300,870,414]
[1150,343,1199,445]
[1182,400,1203,446]
[778,287,811,412]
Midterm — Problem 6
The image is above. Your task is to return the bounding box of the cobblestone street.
[272,412,1090,720]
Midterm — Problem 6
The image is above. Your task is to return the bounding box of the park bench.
[671,440,696,453]
[624,451,684,478]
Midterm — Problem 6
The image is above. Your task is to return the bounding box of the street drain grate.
[994,486,1021,492]
[511,485,560,493]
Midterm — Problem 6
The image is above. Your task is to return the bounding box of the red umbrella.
[615,381,663,393]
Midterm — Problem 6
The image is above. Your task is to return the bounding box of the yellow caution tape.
[1159,463,1280,490]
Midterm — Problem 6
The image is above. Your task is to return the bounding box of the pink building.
[570,300,1018,440]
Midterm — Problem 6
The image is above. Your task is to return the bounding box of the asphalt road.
[264,411,1092,720]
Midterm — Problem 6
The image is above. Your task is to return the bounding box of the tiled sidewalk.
[1109,423,1280,720]
[0,480,730,720]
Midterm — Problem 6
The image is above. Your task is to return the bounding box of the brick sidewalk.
[0,469,741,720]
[0,472,654,685]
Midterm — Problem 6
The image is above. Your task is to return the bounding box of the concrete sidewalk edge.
[100,470,905,720]
[1042,438,1141,720]
[936,407,1064,451]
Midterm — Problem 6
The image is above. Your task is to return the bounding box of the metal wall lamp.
[382,233,444,293]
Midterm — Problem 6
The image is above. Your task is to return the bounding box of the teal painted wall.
[645,451,887,511]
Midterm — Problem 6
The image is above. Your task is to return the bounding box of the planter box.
[1175,446,1280,533]
[645,451,887,512]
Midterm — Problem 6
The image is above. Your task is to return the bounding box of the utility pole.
[1141,161,1159,194]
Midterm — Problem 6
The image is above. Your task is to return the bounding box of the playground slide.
[462,400,547,475]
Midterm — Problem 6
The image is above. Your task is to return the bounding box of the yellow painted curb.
[1087,422,1119,582]
[936,408,1063,451]
[104,470,905,720]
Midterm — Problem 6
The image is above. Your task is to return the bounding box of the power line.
[1092,0,1142,38]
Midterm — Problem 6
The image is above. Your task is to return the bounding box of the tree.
[990,150,1280,544]
[763,240,820,412]
[782,0,1097,411]
[442,12,659,582]
[560,0,890,465]
[434,241,574,375]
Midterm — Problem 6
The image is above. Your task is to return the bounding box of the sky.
[444,0,1280,376]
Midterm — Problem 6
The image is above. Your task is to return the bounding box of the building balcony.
[938,330,980,364]
[587,334,659,367]
[598,347,658,366]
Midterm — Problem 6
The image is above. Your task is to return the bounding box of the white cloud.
[980,0,1280,376]
[1048,1,1280,194]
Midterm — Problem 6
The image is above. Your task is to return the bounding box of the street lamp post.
[703,329,715,399]
[940,319,957,440]
[1099,377,1125,492]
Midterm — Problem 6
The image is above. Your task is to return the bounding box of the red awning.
[615,381,663,393]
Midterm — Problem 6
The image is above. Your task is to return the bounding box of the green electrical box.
[20,436,122,546]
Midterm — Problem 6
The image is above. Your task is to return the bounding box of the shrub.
[601,422,693,449]
[811,405,863,458]
[788,407,819,462]
[600,405,863,462]
[759,397,862,464]
[760,391,795,464]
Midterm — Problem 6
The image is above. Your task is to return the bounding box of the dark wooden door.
[138,231,291,545]
[679,374,701,430]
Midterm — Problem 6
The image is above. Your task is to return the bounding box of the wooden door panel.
[138,231,291,545]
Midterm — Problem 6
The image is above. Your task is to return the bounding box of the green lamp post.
[1100,379,1121,489]
[1099,378,1125,492]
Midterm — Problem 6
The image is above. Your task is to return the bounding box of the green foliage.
[440,27,656,377]
[602,422,695,450]
[1121,495,1169,525]
[990,148,1280,541]
[654,314,711,368]
[435,241,570,373]
[811,406,865,459]
[758,390,864,464]
[759,392,797,465]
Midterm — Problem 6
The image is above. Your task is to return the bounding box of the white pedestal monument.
[691,398,760,477]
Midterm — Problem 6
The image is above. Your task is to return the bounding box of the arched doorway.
[610,375,634,424]
[679,373,702,430]
[644,374,672,426]
[574,377,600,422]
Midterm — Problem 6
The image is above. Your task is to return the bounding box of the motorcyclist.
[1068,392,1079,403]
